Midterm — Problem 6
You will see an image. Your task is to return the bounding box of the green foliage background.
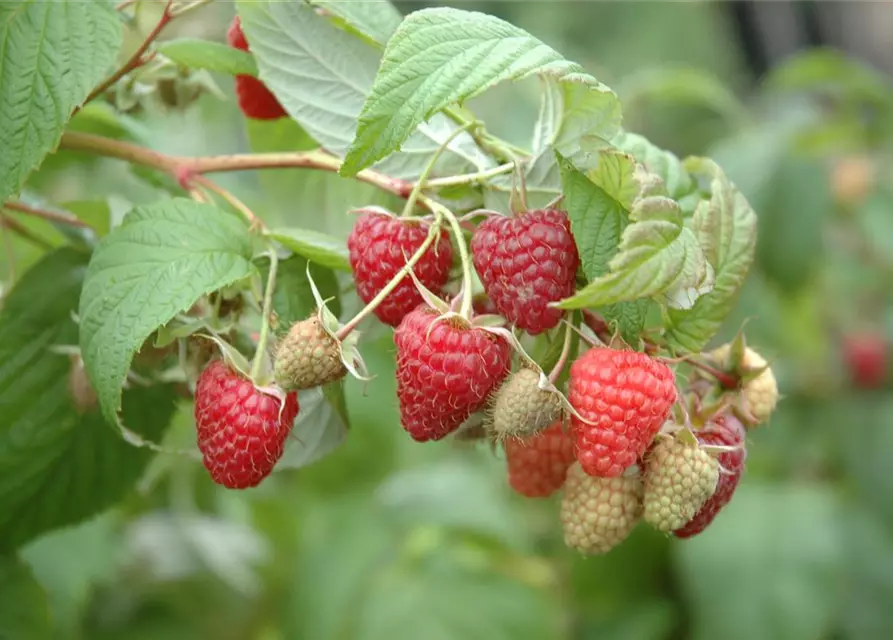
[2,1,893,639]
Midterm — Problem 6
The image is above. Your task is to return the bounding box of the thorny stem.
[250,250,278,381]
[547,319,574,384]
[3,201,93,229]
[422,195,473,318]
[401,122,473,218]
[80,0,175,111]
[335,216,443,341]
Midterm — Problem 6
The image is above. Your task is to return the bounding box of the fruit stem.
[401,123,473,218]
[335,216,443,340]
[548,318,575,384]
[442,106,531,163]
[421,196,474,318]
[424,163,514,188]
[677,356,740,390]
[79,0,175,112]
[250,250,278,381]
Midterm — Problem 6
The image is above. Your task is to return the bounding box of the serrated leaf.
[0,249,178,550]
[0,555,49,638]
[341,7,620,176]
[156,39,258,76]
[268,228,351,273]
[307,0,401,46]
[236,0,489,180]
[558,195,709,309]
[0,0,122,205]
[558,155,647,341]
[664,158,757,352]
[79,199,255,425]
[612,130,694,201]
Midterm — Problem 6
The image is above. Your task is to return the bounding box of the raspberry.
[643,434,719,532]
[394,307,511,442]
[568,348,677,477]
[195,360,299,489]
[561,462,643,554]
[348,213,453,327]
[471,209,579,334]
[227,17,287,121]
[274,316,346,391]
[673,415,746,538]
[490,367,563,440]
[711,344,778,426]
[504,421,575,498]
[842,332,886,388]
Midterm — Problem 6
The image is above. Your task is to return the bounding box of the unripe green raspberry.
[560,462,643,555]
[643,435,719,532]
[490,367,562,440]
[711,344,778,426]
[274,317,346,391]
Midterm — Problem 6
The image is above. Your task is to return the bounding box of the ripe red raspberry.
[471,209,579,334]
[348,213,453,327]
[195,360,299,489]
[569,348,677,478]
[842,332,887,388]
[227,17,287,121]
[504,421,575,498]
[395,307,511,441]
[674,415,747,538]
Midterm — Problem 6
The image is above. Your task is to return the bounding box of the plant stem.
[548,319,574,384]
[424,163,513,188]
[250,250,278,381]
[80,0,175,110]
[401,122,473,218]
[335,216,442,341]
[3,201,92,229]
[190,175,262,229]
[422,195,473,318]
[0,215,54,250]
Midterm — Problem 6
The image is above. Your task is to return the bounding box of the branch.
[80,0,175,110]
[3,201,93,229]
[0,215,54,250]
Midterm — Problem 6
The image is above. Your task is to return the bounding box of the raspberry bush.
[17,1,893,637]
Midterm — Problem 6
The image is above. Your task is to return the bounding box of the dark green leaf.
[79,199,255,425]
[156,39,258,76]
[0,555,49,639]
[260,254,342,329]
[0,0,122,205]
[0,249,178,549]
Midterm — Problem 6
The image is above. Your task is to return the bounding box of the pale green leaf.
[0,555,49,638]
[341,7,620,175]
[665,158,757,352]
[307,0,401,46]
[236,0,489,180]
[78,199,255,425]
[558,195,709,309]
[0,0,122,205]
[587,149,639,209]
[268,228,351,272]
[612,130,694,201]
[675,484,842,640]
[156,39,258,76]
[0,249,178,550]
[276,387,347,471]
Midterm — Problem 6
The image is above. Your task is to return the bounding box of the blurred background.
[5,1,893,638]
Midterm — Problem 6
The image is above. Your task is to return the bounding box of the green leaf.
[0,0,122,205]
[156,39,258,76]
[675,483,842,640]
[612,130,694,201]
[79,199,255,425]
[307,0,401,46]
[61,199,111,238]
[0,555,49,638]
[277,387,347,471]
[236,0,488,180]
[559,194,709,309]
[0,249,179,549]
[664,158,757,352]
[268,228,351,273]
[262,254,342,329]
[341,7,620,175]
